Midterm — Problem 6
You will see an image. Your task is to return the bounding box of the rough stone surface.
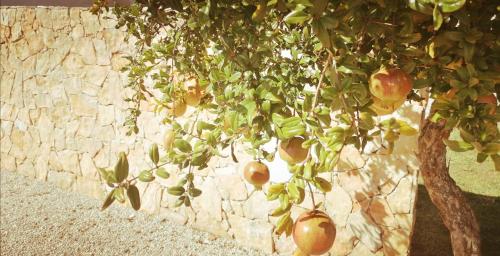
[228,214,275,254]
[0,6,421,256]
[349,210,383,252]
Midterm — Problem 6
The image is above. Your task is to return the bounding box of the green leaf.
[321,15,338,29]
[167,186,185,196]
[491,155,500,171]
[228,72,241,82]
[279,117,306,139]
[313,177,332,193]
[408,0,433,15]
[241,99,257,124]
[443,139,474,152]
[138,170,155,182]
[284,9,310,24]
[275,212,292,236]
[267,183,285,200]
[303,161,314,179]
[463,42,474,62]
[174,196,185,207]
[439,0,466,13]
[281,125,306,139]
[312,19,331,49]
[98,168,118,184]
[98,168,108,181]
[197,121,216,135]
[101,189,116,211]
[149,143,159,165]
[433,5,443,31]
[270,204,292,217]
[482,143,500,155]
[127,185,141,211]
[337,65,367,76]
[156,168,170,179]
[188,187,202,197]
[396,120,418,136]
[477,153,488,163]
[114,187,126,203]
[184,196,191,207]
[287,181,305,204]
[174,139,192,153]
[114,152,129,183]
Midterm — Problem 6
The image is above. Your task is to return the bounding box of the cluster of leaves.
[91,0,499,235]
[99,143,203,210]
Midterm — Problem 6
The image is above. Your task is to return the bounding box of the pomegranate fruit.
[243,161,270,186]
[370,96,405,116]
[185,87,202,106]
[279,137,308,164]
[293,210,336,255]
[369,68,413,102]
[167,100,187,117]
[184,78,202,106]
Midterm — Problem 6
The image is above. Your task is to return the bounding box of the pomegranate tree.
[91,0,498,255]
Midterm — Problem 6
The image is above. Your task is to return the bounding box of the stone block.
[349,210,383,252]
[72,37,96,65]
[243,191,270,220]
[93,38,111,65]
[192,176,222,221]
[80,152,98,179]
[58,149,80,174]
[0,153,16,171]
[69,94,98,117]
[159,207,188,225]
[215,174,248,201]
[329,226,357,256]
[387,175,415,214]
[47,171,76,190]
[75,176,104,199]
[325,181,353,227]
[368,196,397,228]
[18,161,35,178]
[228,214,274,254]
[141,183,162,214]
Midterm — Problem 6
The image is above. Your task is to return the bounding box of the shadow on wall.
[410,185,500,256]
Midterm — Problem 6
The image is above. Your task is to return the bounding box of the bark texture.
[417,119,481,256]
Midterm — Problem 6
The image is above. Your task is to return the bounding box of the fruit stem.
[307,181,317,210]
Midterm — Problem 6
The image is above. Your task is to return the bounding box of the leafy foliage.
[91,0,498,237]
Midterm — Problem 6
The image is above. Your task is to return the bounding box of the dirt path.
[0,171,267,256]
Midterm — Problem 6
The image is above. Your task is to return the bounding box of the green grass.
[410,132,500,256]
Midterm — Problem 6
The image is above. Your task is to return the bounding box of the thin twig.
[307,181,317,210]
[311,52,334,111]
[127,162,170,182]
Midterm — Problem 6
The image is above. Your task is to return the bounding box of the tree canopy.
[91,0,499,241]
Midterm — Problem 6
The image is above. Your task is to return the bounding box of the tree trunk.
[417,118,481,256]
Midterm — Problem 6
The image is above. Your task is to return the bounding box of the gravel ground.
[0,171,267,256]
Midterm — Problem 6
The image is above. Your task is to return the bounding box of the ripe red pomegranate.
[243,161,270,186]
[279,137,308,164]
[370,96,405,116]
[293,210,336,255]
[369,68,413,102]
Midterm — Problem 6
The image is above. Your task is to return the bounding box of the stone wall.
[0,7,420,255]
